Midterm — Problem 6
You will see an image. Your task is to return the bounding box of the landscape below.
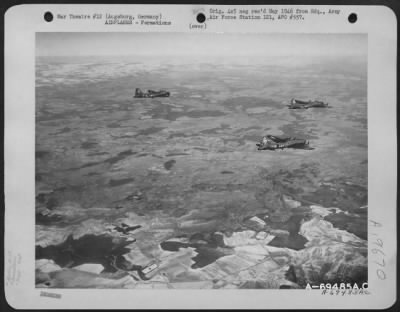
[35,55,368,289]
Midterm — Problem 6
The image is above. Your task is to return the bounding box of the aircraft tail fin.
[135,88,144,97]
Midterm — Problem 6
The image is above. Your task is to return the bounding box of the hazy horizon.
[36,33,367,58]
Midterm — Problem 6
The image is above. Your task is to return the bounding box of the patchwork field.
[36,55,368,288]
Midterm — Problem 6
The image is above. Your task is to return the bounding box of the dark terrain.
[35,55,368,289]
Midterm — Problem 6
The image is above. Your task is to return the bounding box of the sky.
[36,33,367,58]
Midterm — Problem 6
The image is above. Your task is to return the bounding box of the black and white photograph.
[34,32,369,289]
